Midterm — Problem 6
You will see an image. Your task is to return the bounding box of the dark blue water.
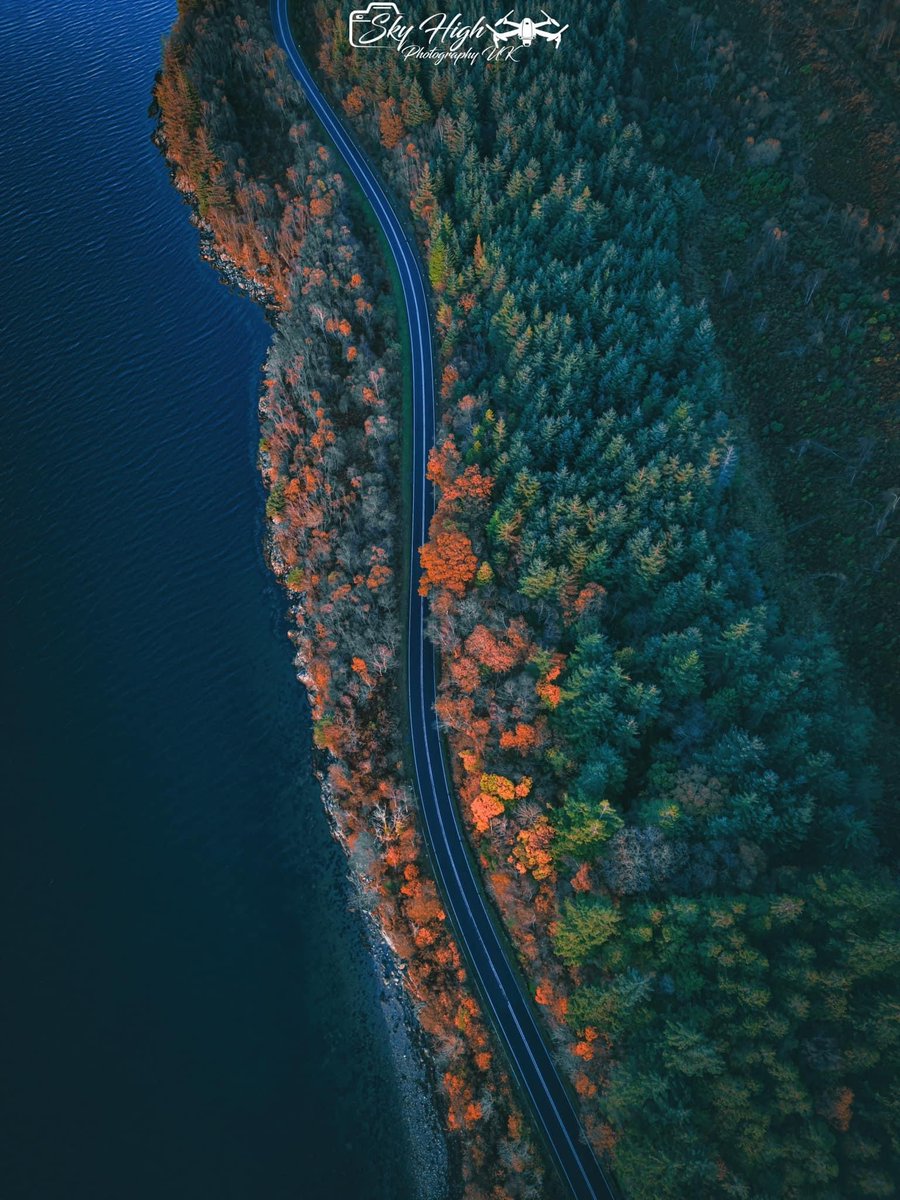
[0,3,414,1197]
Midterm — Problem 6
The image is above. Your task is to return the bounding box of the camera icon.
[349,2,403,48]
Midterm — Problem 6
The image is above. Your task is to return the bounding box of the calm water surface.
[0,2,413,1196]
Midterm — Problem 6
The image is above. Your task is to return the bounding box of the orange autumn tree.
[466,621,530,674]
[499,722,538,754]
[378,98,405,150]
[470,773,531,834]
[419,436,493,599]
[419,529,477,596]
[427,436,493,505]
[510,816,556,882]
[471,792,504,833]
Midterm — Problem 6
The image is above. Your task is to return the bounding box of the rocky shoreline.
[296,611,451,1200]
[320,770,450,1200]
[155,127,450,1199]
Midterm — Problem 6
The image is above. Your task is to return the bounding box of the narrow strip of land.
[270,5,618,1196]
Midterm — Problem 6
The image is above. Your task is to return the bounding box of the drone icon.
[485,9,569,49]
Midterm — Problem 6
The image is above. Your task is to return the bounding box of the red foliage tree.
[419,530,477,596]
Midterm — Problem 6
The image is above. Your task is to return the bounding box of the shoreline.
[320,770,450,1200]
[155,125,451,1199]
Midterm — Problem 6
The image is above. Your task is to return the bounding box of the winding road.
[271,4,617,1197]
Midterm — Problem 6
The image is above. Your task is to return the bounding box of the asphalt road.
[271,4,618,1196]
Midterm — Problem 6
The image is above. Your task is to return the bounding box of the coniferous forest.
[157,0,900,1196]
